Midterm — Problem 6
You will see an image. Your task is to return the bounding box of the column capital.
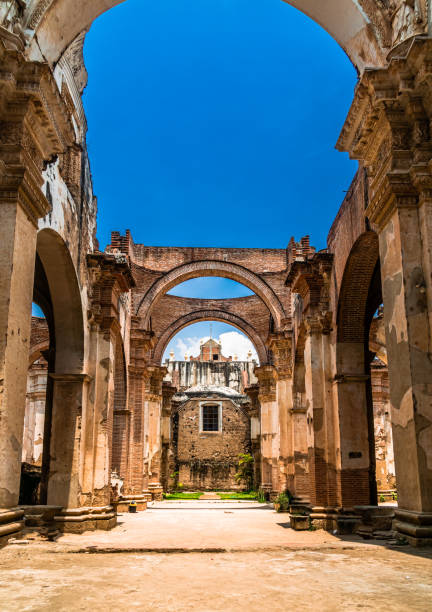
[255,365,277,402]
[0,43,75,223]
[304,312,332,336]
[87,252,135,331]
[286,239,333,316]
[143,365,167,400]
[337,37,432,231]
[267,332,293,379]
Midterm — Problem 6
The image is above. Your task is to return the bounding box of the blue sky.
[83,0,357,253]
[64,0,359,357]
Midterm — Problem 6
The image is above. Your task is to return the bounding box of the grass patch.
[163,492,202,500]
[217,491,258,500]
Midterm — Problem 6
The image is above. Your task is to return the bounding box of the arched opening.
[27,0,387,73]
[335,231,395,508]
[159,320,259,496]
[19,303,50,505]
[137,262,287,331]
[20,229,86,509]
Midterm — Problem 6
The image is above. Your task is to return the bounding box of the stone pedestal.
[148,483,163,501]
[0,509,25,548]
[54,506,116,533]
[393,509,432,547]
[116,495,148,513]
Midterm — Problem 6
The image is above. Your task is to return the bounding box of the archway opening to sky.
[163,321,259,363]
[167,277,254,299]
[83,0,358,251]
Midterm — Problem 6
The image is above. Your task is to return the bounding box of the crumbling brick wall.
[176,398,251,491]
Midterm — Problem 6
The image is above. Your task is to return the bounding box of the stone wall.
[165,360,257,394]
[176,398,251,491]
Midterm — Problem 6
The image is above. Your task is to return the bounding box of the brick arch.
[136,260,286,331]
[337,231,380,344]
[153,309,268,365]
[26,0,389,72]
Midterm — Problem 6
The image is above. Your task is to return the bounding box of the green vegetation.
[274,492,290,512]
[234,453,254,490]
[163,492,202,500]
[218,491,258,500]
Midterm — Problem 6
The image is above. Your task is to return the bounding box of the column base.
[19,505,62,541]
[0,509,25,548]
[54,506,117,533]
[309,507,361,534]
[116,495,148,513]
[148,483,163,501]
[394,509,432,547]
[354,505,395,535]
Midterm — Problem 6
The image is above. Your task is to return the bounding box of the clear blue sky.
[83,0,357,253]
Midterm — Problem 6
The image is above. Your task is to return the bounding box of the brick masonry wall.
[176,398,251,490]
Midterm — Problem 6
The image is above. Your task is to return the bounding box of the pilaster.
[338,37,432,544]
[0,35,75,544]
[255,365,278,495]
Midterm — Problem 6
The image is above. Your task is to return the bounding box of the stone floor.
[1,501,431,611]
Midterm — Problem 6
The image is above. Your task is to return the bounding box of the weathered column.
[337,38,432,545]
[304,315,337,510]
[268,333,294,494]
[290,385,309,500]
[124,320,156,506]
[144,366,167,501]
[255,365,278,497]
[80,254,134,521]
[160,382,177,492]
[0,38,74,542]
[286,247,336,511]
[244,384,261,490]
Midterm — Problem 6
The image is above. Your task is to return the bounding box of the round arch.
[153,309,268,364]
[337,231,380,345]
[36,228,84,374]
[26,0,387,72]
[136,260,286,331]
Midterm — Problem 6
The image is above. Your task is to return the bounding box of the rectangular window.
[202,404,220,432]
[212,354,219,361]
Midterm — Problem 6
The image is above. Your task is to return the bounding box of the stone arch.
[153,309,268,365]
[36,228,84,374]
[136,260,286,331]
[337,231,380,345]
[334,230,382,507]
[26,0,389,72]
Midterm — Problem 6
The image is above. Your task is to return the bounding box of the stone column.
[286,245,335,514]
[290,393,309,500]
[337,38,432,545]
[268,333,294,494]
[144,366,167,501]
[160,382,177,492]
[90,327,116,507]
[47,374,90,508]
[84,254,135,517]
[0,38,74,541]
[255,365,278,497]
[304,315,335,509]
[244,384,261,490]
[124,321,156,505]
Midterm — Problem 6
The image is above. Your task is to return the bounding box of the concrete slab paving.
[1,501,431,611]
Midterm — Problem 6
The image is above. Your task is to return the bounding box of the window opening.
[202,405,219,432]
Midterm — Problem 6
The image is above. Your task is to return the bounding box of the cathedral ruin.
[1,0,432,553]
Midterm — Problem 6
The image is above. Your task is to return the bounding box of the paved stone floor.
[1,501,431,611]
